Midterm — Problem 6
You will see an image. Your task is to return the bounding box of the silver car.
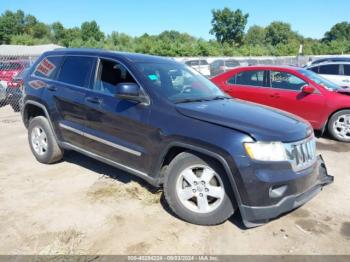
[0,81,7,105]
[306,61,350,88]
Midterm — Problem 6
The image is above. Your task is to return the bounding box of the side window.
[343,65,350,76]
[227,75,236,85]
[199,60,209,66]
[309,66,319,73]
[34,56,63,80]
[270,71,306,91]
[93,59,136,96]
[58,56,94,88]
[235,70,265,87]
[319,64,339,75]
[186,61,199,67]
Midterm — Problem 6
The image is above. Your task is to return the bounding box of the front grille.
[285,136,317,172]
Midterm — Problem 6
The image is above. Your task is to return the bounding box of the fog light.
[269,185,288,198]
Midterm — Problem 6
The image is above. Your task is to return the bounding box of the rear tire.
[28,116,63,164]
[328,110,350,142]
[164,152,235,225]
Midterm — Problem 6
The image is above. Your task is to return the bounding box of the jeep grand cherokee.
[21,49,333,227]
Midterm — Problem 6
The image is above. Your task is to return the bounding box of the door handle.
[47,86,57,92]
[342,79,350,83]
[85,97,101,104]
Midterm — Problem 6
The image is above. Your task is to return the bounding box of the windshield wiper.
[174,96,230,104]
[211,95,231,100]
[174,98,209,104]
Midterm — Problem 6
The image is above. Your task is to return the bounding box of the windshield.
[298,69,342,91]
[135,62,227,103]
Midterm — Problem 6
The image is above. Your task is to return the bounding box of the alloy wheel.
[175,165,225,214]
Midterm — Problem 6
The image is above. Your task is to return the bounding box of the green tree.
[51,22,65,42]
[324,22,350,42]
[265,21,300,46]
[32,22,50,39]
[210,8,249,46]
[245,25,266,46]
[0,10,25,43]
[80,21,104,42]
[63,27,81,47]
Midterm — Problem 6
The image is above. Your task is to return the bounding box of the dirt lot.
[0,105,349,255]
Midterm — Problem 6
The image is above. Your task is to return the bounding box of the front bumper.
[239,155,333,228]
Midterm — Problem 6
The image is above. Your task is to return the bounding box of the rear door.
[225,69,274,105]
[42,55,96,148]
[267,70,326,128]
[83,57,153,174]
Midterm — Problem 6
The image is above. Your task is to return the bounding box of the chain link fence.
[0,50,348,116]
[0,55,36,113]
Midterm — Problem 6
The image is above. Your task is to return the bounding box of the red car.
[211,66,350,142]
[0,60,29,83]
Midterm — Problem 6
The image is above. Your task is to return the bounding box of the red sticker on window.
[35,58,56,77]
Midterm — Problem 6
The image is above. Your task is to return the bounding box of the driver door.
[83,58,154,173]
[267,70,326,128]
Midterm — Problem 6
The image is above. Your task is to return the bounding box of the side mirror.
[301,85,315,94]
[115,83,148,103]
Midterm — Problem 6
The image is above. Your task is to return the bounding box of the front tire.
[328,110,350,142]
[164,152,235,225]
[28,116,63,164]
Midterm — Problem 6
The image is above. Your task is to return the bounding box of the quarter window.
[270,71,306,91]
[343,65,350,76]
[57,56,94,87]
[319,64,339,75]
[234,70,265,87]
[34,56,63,80]
[93,59,137,96]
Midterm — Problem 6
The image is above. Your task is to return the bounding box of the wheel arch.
[22,100,56,132]
[155,142,243,210]
[322,107,350,134]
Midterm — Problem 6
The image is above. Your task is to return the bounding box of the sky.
[1,0,350,40]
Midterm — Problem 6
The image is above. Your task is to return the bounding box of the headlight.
[244,142,287,161]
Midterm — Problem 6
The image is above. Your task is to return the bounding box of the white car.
[306,62,350,88]
[185,59,210,77]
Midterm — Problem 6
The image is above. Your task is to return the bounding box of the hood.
[176,99,312,142]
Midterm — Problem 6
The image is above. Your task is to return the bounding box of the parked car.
[212,65,350,142]
[306,62,350,88]
[185,59,210,77]
[6,68,29,112]
[210,59,241,77]
[0,81,6,105]
[309,56,350,66]
[22,49,333,227]
[0,60,30,84]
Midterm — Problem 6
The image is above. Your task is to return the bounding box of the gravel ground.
[0,105,349,255]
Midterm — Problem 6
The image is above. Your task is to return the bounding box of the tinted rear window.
[34,56,63,79]
[58,56,94,87]
[319,64,339,75]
